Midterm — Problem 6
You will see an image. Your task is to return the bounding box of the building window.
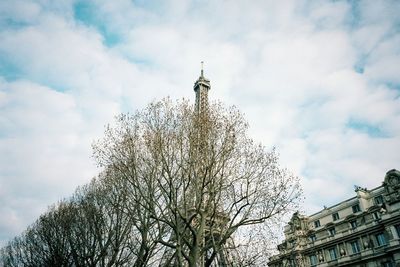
[350,220,358,229]
[376,233,386,246]
[309,234,317,242]
[373,212,381,220]
[374,195,384,205]
[314,220,321,228]
[350,240,361,254]
[328,247,338,260]
[332,212,340,221]
[395,225,400,238]
[352,204,361,213]
[309,255,317,266]
[328,228,336,237]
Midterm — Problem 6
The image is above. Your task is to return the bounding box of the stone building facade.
[268,169,400,267]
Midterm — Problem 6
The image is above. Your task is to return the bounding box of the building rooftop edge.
[308,183,385,219]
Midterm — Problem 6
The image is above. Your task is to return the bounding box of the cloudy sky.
[1,0,400,246]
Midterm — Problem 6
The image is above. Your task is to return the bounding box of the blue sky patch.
[0,56,23,81]
[73,2,96,26]
[73,1,120,46]
[0,18,30,30]
[345,0,362,29]
[346,118,388,138]
[385,82,400,92]
[353,63,364,74]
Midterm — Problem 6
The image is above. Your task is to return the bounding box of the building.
[268,169,400,267]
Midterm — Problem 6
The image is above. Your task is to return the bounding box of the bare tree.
[0,173,154,267]
[92,98,302,266]
[98,168,162,267]
[1,98,301,267]
[0,201,75,267]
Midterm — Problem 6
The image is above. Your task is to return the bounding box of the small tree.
[92,98,302,266]
[0,174,156,267]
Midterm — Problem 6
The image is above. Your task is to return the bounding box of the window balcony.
[389,238,400,247]
[360,248,374,257]
[326,259,338,266]
[337,255,351,264]
[348,252,362,262]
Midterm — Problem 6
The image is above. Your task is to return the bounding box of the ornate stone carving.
[340,248,346,256]
[318,252,324,262]
[383,169,400,204]
[387,170,400,187]
[288,211,309,233]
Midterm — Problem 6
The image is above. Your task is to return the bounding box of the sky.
[0,0,400,246]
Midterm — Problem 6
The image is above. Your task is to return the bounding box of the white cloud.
[1,0,400,245]
[0,0,42,24]
[0,80,99,244]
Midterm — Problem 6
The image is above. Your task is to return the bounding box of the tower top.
[194,61,210,91]
[194,62,210,114]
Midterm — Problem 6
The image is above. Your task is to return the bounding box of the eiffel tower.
[159,64,237,267]
[194,62,210,115]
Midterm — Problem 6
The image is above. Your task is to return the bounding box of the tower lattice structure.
[160,66,236,267]
[194,64,210,115]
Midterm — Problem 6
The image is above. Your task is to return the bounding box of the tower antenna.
[201,61,204,77]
